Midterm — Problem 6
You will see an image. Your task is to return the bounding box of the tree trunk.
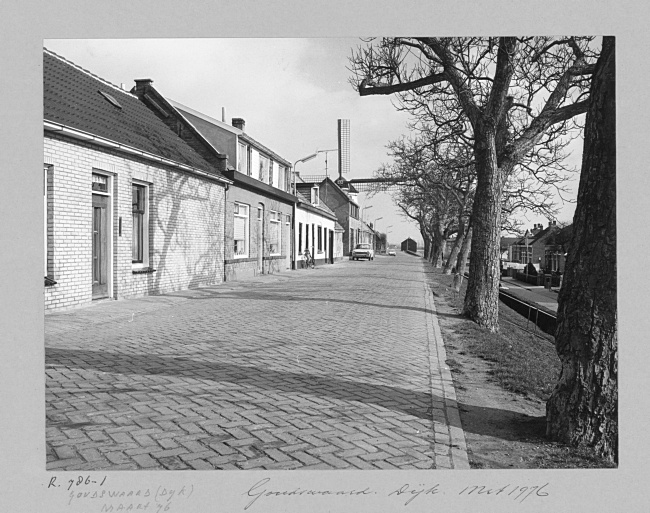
[462,126,503,331]
[444,218,466,274]
[436,238,447,268]
[456,226,472,276]
[546,37,617,462]
[420,229,430,260]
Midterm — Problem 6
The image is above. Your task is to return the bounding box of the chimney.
[133,78,153,97]
[232,118,245,131]
[222,107,226,123]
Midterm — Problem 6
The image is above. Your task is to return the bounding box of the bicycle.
[303,249,315,269]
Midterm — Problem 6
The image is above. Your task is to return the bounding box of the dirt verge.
[426,267,614,469]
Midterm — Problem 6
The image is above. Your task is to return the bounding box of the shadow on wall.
[151,173,224,294]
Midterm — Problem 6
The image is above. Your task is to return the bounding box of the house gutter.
[43,120,233,186]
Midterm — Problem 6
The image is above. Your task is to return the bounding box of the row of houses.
[500,221,572,273]
[43,49,378,311]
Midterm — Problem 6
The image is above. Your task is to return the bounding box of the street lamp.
[363,205,373,222]
[292,153,318,195]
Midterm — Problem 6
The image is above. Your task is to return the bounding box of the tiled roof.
[172,103,292,168]
[296,191,337,218]
[43,49,219,175]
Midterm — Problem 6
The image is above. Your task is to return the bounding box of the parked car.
[388,250,396,256]
[351,243,375,260]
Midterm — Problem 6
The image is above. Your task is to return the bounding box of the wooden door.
[92,194,109,299]
[257,206,264,274]
[329,229,334,263]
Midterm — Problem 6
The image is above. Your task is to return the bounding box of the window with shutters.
[269,210,281,255]
[234,203,249,258]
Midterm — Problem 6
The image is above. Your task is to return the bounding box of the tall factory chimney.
[337,119,350,179]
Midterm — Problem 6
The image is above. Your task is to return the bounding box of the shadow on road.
[46,346,535,439]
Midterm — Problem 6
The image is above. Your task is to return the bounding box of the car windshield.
[355,244,371,249]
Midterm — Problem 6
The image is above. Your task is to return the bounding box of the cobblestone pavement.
[45,253,469,470]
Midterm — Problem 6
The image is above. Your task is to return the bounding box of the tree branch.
[359,73,447,96]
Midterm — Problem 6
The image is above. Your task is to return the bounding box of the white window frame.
[269,210,281,255]
[44,165,50,275]
[278,166,285,191]
[132,180,150,269]
[311,186,320,205]
[259,155,270,183]
[238,142,250,175]
[234,202,250,258]
[317,225,323,253]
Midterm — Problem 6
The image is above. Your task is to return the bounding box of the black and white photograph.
[1,1,647,512]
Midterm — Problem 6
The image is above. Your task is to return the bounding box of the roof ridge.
[43,47,137,98]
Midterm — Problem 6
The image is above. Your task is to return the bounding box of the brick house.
[43,49,231,310]
[132,85,296,281]
[509,222,562,270]
[293,185,340,267]
[543,224,572,273]
[297,177,365,257]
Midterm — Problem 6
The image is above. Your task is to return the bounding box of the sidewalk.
[45,254,469,470]
[500,276,559,314]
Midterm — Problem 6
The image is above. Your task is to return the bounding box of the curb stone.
[422,268,470,470]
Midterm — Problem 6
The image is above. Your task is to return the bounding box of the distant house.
[297,177,366,257]
[293,185,339,267]
[401,238,417,253]
[500,236,520,262]
[132,83,296,281]
[43,49,231,310]
[508,222,563,271]
[543,224,572,273]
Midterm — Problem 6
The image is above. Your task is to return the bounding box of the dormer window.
[311,186,319,205]
[238,142,250,175]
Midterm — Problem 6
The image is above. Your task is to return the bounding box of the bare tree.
[546,37,617,462]
[350,37,597,331]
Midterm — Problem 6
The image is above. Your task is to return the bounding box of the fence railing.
[498,289,557,336]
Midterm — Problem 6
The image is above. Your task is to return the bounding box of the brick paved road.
[45,253,469,470]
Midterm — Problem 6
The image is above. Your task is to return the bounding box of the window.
[513,245,532,264]
[311,186,319,205]
[44,165,50,276]
[269,210,281,255]
[132,183,149,267]
[298,223,303,253]
[92,173,108,192]
[238,142,249,175]
[278,166,285,191]
[269,160,274,186]
[234,203,249,257]
[318,226,323,252]
[259,155,270,182]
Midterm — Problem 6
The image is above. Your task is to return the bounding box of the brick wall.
[44,133,226,310]
[223,186,293,281]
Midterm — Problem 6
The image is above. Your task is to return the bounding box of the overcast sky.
[44,38,580,244]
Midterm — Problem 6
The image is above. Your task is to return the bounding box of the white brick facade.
[44,133,226,310]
